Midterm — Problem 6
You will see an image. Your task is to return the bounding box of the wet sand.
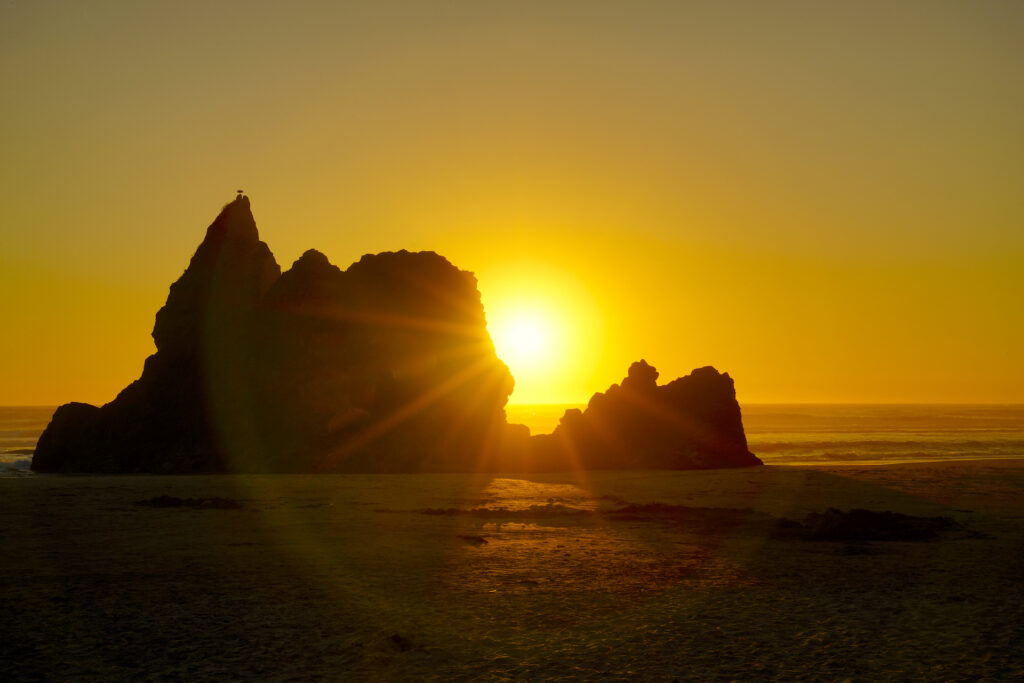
[3,460,1024,680]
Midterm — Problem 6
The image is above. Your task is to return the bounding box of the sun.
[480,261,604,405]
[490,311,553,371]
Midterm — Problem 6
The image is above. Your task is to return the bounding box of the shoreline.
[766,454,1024,467]
[6,454,1024,475]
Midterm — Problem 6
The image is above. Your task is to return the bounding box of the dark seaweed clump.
[780,508,960,542]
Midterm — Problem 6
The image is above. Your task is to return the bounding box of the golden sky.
[1,1,1022,406]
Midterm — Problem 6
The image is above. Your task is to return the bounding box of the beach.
[3,460,1023,680]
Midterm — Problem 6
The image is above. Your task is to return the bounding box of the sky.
[1,1,1022,406]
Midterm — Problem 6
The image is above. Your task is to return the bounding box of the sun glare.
[480,260,604,406]
[491,312,552,368]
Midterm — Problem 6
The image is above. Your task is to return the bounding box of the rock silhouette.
[249,245,514,472]
[527,361,762,470]
[34,197,281,473]
[33,196,760,473]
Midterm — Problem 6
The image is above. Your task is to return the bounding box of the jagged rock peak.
[204,193,259,244]
[151,195,280,352]
[689,365,726,380]
[263,248,344,310]
[294,249,334,269]
[623,359,659,390]
[352,249,459,271]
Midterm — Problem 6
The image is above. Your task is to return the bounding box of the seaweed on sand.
[778,508,961,542]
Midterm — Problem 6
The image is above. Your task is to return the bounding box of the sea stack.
[528,361,762,470]
[34,196,518,473]
[34,195,281,473]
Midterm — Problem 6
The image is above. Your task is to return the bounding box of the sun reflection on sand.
[439,476,755,600]
[472,477,603,512]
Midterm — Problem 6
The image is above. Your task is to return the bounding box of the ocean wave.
[759,451,1024,465]
[0,457,33,476]
[749,439,1024,453]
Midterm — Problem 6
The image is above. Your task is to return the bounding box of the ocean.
[4,404,1023,475]
[0,406,53,475]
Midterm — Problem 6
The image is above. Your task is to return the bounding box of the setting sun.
[479,260,605,406]
[490,311,552,370]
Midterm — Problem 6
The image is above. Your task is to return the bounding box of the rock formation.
[34,195,513,472]
[33,196,760,473]
[527,361,762,470]
[34,196,281,473]
[248,246,515,472]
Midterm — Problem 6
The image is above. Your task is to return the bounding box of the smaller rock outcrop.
[528,361,762,470]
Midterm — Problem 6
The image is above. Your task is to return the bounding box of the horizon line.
[5,400,1024,409]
